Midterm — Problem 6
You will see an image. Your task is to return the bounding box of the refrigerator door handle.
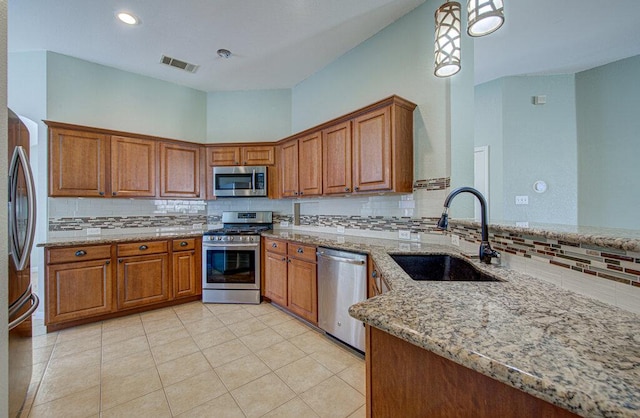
[8,285,33,317]
[8,293,39,331]
[9,145,37,271]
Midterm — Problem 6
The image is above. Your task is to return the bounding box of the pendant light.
[467,0,504,37]
[434,1,462,78]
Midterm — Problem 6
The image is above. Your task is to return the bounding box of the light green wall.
[46,52,207,142]
[291,0,474,208]
[577,55,640,229]
[475,74,578,225]
[206,89,291,143]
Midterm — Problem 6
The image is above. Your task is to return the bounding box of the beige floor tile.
[101,323,146,345]
[101,366,162,411]
[32,345,54,365]
[176,393,245,418]
[227,317,269,338]
[174,305,216,323]
[338,363,366,395]
[101,348,155,380]
[300,376,364,418]
[164,370,228,416]
[51,335,102,360]
[239,327,285,352]
[34,361,101,405]
[348,405,366,418]
[142,316,183,334]
[140,306,179,322]
[275,356,334,395]
[102,335,149,363]
[201,338,251,368]
[146,325,190,347]
[270,317,312,339]
[41,347,101,381]
[262,396,320,418]
[214,354,271,391]
[30,361,48,383]
[182,316,226,336]
[101,389,172,418]
[258,310,294,327]
[243,302,278,317]
[288,330,335,354]
[205,303,245,315]
[28,385,100,418]
[310,345,362,374]
[231,373,296,418]
[190,326,237,350]
[157,351,213,387]
[217,309,255,325]
[101,314,142,331]
[31,332,58,350]
[150,336,200,365]
[255,340,307,370]
[55,323,102,344]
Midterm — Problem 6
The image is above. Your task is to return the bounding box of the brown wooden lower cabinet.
[44,238,202,331]
[366,326,579,418]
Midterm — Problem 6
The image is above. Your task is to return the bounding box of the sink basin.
[390,254,501,282]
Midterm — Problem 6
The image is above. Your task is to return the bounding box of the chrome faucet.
[436,187,499,264]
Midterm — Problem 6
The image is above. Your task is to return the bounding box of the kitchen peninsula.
[262,229,640,418]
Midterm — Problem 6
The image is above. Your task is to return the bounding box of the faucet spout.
[436,187,499,264]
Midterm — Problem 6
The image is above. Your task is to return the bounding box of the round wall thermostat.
[533,180,547,193]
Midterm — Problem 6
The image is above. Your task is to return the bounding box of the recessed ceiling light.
[217,49,232,59]
[116,12,139,25]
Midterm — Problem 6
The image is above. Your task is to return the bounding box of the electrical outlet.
[516,221,529,228]
[515,195,529,205]
[86,228,101,235]
[399,243,411,251]
[398,230,411,240]
[280,221,290,228]
[337,225,345,234]
[192,223,203,230]
[451,234,460,246]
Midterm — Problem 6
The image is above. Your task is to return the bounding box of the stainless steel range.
[202,211,272,304]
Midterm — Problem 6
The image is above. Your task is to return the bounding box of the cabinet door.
[298,132,322,196]
[116,253,169,309]
[208,146,241,166]
[280,140,299,197]
[242,145,275,165]
[111,136,157,197]
[46,259,113,325]
[160,142,201,198]
[264,251,288,307]
[352,106,392,192]
[322,121,352,194]
[287,258,318,324]
[173,250,199,298]
[49,128,109,197]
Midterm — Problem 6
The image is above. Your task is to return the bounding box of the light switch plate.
[515,195,529,205]
[516,221,529,228]
[86,228,101,235]
[451,234,460,246]
[280,221,290,227]
[337,226,345,234]
[398,230,411,240]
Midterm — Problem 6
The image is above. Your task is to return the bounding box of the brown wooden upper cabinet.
[322,121,353,194]
[49,128,110,197]
[280,131,323,198]
[207,145,275,166]
[111,136,157,197]
[159,142,201,198]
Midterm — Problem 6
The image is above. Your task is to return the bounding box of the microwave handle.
[252,169,256,194]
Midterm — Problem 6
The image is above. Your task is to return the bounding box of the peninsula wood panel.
[160,142,201,198]
[49,128,109,197]
[322,121,352,194]
[111,136,157,197]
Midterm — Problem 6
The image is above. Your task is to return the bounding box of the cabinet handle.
[287,259,291,263]
[344,187,350,192]
[354,186,360,191]
[105,260,110,265]
[139,245,148,250]
[180,241,188,247]
[99,191,105,196]
[372,270,378,278]
[281,257,286,261]
[244,161,247,165]
[75,250,87,257]
[235,161,239,165]
[300,192,304,195]
[297,247,304,254]
[118,259,123,263]
[112,192,117,196]
[294,192,298,196]
[272,243,278,248]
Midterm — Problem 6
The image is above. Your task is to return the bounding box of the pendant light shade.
[467,0,504,37]
[434,2,462,78]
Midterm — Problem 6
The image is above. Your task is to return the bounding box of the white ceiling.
[8,1,640,91]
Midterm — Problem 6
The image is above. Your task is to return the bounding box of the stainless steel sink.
[390,254,502,282]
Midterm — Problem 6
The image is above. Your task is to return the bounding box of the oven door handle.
[203,243,260,249]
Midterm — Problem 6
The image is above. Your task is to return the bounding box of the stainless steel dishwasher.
[317,247,367,352]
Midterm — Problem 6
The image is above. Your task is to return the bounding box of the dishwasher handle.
[316,251,366,266]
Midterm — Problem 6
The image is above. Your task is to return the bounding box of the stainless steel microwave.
[213,166,268,197]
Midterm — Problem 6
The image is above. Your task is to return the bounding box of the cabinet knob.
[344,187,350,192]
[287,259,291,263]
[235,161,239,165]
[99,191,105,196]
[354,186,360,191]
[105,260,110,265]
[118,259,123,263]
[244,161,247,165]
[75,250,87,257]
[297,247,304,254]
[300,192,304,195]
[180,241,188,247]
[139,245,148,250]
[281,257,286,261]
[372,270,378,278]
[112,192,117,196]
[272,243,278,248]
[294,192,298,196]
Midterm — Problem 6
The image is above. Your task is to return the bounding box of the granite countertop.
[37,228,205,248]
[263,229,640,418]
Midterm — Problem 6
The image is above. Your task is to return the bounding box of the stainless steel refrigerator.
[7,108,38,417]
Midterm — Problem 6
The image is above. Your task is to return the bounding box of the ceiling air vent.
[160,55,199,73]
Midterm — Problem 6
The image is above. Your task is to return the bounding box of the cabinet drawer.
[172,238,196,251]
[47,245,112,264]
[265,238,287,255]
[287,243,317,262]
[117,240,168,257]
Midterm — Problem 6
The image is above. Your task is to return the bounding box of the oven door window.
[215,174,252,191]
[206,248,256,285]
